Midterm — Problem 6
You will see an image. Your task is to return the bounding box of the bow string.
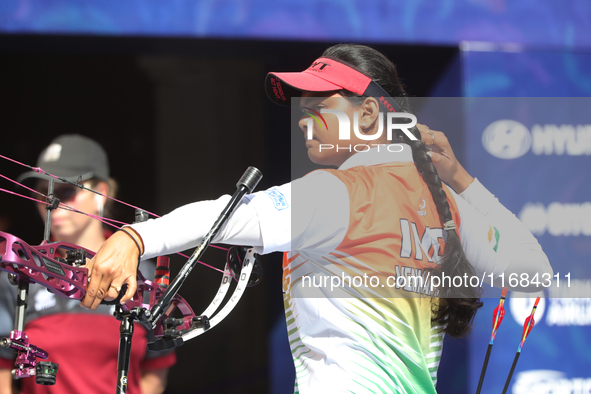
[0,153,227,273]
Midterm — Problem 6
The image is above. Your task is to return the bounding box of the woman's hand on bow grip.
[80,229,142,310]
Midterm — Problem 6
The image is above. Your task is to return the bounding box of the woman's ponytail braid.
[324,43,482,337]
[403,128,483,337]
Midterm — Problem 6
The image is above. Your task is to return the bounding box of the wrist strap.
[119,228,142,267]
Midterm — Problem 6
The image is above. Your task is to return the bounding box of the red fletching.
[492,306,505,330]
[489,288,508,343]
[492,305,506,329]
[522,315,535,339]
[519,297,541,348]
[523,298,540,338]
[492,288,508,330]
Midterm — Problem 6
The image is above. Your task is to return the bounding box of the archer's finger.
[90,276,116,309]
[105,284,122,301]
[426,150,443,164]
[90,274,112,310]
[81,263,95,309]
[417,125,435,146]
[120,275,137,305]
[81,254,101,308]
[81,272,102,310]
[430,129,450,149]
[85,257,95,283]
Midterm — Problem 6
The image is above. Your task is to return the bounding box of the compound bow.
[0,158,263,393]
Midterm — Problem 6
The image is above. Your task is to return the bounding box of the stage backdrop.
[1,0,591,49]
[463,47,591,394]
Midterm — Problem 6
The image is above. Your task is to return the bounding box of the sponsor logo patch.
[266,188,288,211]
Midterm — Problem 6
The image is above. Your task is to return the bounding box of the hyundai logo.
[482,120,532,159]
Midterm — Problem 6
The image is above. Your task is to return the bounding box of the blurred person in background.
[0,134,175,394]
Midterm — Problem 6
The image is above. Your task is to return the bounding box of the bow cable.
[0,154,228,274]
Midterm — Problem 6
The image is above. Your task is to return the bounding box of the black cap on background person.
[17,134,109,186]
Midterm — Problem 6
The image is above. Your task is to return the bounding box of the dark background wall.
[0,35,458,393]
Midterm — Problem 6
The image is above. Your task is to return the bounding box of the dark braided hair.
[323,44,483,337]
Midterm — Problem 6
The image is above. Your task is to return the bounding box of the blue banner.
[464,50,591,394]
[1,0,591,49]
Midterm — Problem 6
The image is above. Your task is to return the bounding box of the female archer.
[82,44,551,393]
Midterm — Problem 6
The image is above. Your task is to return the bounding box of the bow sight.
[0,167,263,394]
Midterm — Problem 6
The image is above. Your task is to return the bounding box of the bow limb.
[181,248,256,342]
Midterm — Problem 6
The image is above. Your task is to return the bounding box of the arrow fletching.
[477,287,510,394]
[519,297,540,350]
[490,287,508,343]
[502,297,542,394]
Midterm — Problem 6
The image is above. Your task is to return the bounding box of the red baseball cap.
[265,56,401,112]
